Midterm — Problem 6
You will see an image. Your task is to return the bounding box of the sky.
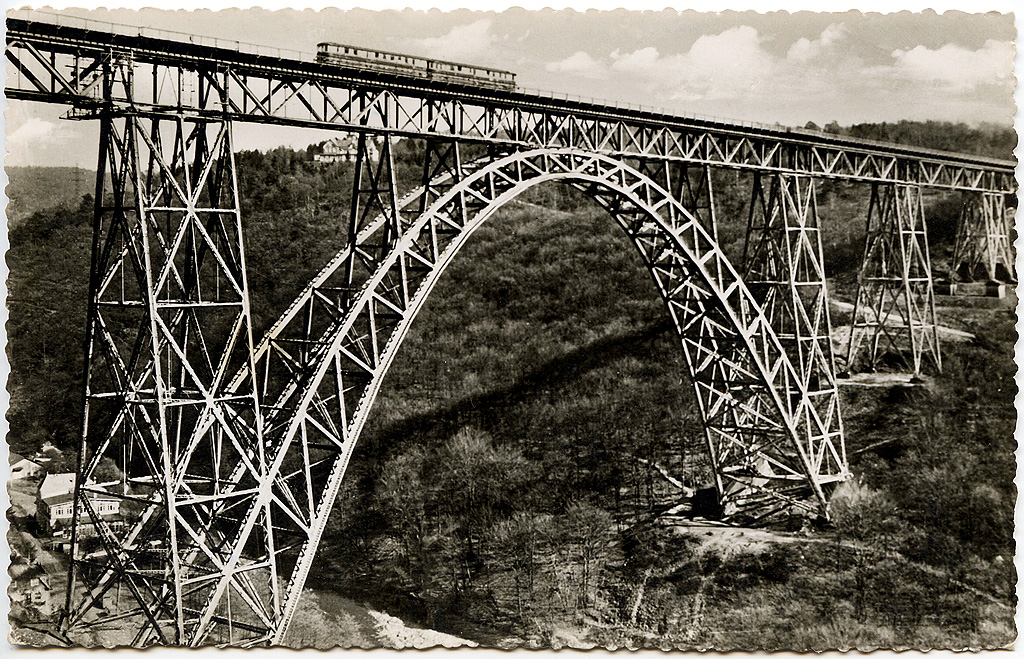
[2,3,1019,167]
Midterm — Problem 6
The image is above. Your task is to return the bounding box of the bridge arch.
[175,146,848,645]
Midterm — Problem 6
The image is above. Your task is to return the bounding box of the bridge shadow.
[361,318,676,455]
[323,317,680,641]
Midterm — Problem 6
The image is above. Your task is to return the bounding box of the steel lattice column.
[637,164,848,519]
[739,173,847,513]
[847,183,940,375]
[950,192,1016,283]
[64,112,270,646]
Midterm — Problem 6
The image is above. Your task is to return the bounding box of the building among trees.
[313,134,378,162]
[314,135,378,163]
[36,473,121,535]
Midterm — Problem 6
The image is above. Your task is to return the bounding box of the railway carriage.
[316,42,516,92]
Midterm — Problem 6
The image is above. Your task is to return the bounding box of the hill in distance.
[5,166,96,228]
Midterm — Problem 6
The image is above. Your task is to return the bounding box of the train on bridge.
[316,42,517,91]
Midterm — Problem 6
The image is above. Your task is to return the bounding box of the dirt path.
[837,371,922,387]
[668,520,811,558]
[830,299,975,342]
[367,609,478,648]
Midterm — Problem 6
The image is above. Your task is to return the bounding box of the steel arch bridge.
[4,12,1016,647]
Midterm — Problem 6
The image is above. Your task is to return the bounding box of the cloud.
[887,39,1014,91]
[414,19,495,62]
[610,46,662,72]
[787,23,846,62]
[535,23,1014,127]
[687,26,774,91]
[546,51,607,79]
[609,26,773,101]
[8,118,58,145]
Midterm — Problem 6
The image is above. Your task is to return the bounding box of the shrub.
[829,478,897,542]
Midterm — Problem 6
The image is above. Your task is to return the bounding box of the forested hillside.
[4,167,95,228]
[816,120,1016,160]
[5,119,1016,648]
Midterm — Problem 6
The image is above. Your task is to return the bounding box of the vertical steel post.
[950,192,1015,283]
[342,132,401,293]
[638,161,718,243]
[847,183,940,375]
[64,55,114,635]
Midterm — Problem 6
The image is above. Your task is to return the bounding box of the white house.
[37,473,121,534]
[314,135,378,163]
[10,453,44,480]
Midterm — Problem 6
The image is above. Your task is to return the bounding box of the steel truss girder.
[950,192,1016,283]
[4,17,1016,193]
[846,184,941,375]
[160,146,850,646]
[64,111,270,647]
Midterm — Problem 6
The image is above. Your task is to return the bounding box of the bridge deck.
[5,16,1016,192]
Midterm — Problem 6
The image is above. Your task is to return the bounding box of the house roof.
[39,473,76,503]
[39,473,121,507]
[322,137,358,155]
[11,452,42,466]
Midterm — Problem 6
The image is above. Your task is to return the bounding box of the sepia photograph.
[2,1,1019,650]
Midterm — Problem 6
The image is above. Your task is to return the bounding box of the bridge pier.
[5,14,1016,648]
[65,113,271,646]
[846,183,941,375]
[738,173,847,516]
[948,191,1016,286]
[645,164,848,522]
